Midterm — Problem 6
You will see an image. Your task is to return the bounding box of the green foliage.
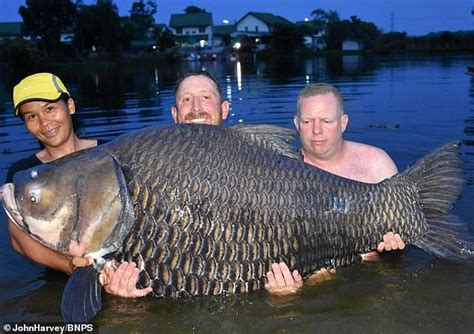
[184,6,206,13]
[270,23,304,54]
[157,28,176,51]
[311,8,340,31]
[19,0,77,57]
[408,32,474,51]
[374,32,408,52]
[221,34,232,47]
[325,16,381,50]
[3,39,42,73]
[129,0,157,39]
[74,0,124,56]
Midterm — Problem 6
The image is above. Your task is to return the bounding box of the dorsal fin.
[230,124,301,160]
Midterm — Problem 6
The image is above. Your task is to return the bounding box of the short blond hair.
[296,83,344,118]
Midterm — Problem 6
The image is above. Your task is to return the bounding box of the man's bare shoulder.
[345,141,398,180]
[345,141,388,158]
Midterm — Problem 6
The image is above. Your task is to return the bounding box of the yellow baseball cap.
[13,72,70,115]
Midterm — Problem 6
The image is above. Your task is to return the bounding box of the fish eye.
[30,195,38,203]
[30,170,38,179]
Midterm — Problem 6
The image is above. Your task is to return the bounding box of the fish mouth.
[1,183,25,229]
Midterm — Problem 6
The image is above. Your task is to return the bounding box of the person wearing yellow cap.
[5,72,152,298]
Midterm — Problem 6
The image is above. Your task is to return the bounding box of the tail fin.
[400,141,474,259]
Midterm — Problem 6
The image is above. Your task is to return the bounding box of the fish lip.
[1,183,25,229]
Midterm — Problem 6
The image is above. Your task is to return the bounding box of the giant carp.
[2,124,473,322]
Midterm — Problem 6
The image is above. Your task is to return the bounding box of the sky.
[0,0,473,36]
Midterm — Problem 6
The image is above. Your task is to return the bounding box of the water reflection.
[464,75,474,143]
[236,61,242,91]
[0,55,474,331]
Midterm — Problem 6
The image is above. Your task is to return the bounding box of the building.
[130,23,167,52]
[235,12,293,34]
[0,22,23,43]
[342,40,361,51]
[169,12,213,47]
[295,20,326,50]
[213,24,236,47]
[233,12,294,49]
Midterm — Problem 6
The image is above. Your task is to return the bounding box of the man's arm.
[8,220,151,297]
[265,232,406,294]
[8,221,76,274]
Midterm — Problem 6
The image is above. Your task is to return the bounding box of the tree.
[184,6,206,13]
[74,0,123,56]
[129,0,157,39]
[19,0,77,57]
[374,32,408,52]
[271,23,304,54]
[325,16,381,50]
[311,8,340,32]
[157,28,176,51]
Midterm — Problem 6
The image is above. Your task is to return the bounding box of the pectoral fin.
[61,266,102,322]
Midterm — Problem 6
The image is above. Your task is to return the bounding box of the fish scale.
[4,124,469,322]
[100,125,427,297]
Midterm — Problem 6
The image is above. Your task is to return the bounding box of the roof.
[169,13,213,28]
[0,22,22,37]
[295,20,323,30]
[213,24,236,35]
[236,12,294,28]
[295,20,325,34]
[155,23,167,32]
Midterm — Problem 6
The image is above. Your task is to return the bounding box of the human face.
[294,93,348,161]
[171,75,229,125]
[19,98,76,148]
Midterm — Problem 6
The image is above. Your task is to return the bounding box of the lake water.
[0,54,473,333]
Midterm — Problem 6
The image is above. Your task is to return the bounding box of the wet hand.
[377,232,405,252]
[265,262,303,295]
[362,232,405,261]
[100,262,152,298]
[71,256,93,269]
[305,267,336,284]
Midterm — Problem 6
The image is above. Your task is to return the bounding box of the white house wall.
[236,16,269,33]
[170,26,213,45]
[342,40,360,51]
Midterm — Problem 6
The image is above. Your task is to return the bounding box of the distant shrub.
[3,39,42,74]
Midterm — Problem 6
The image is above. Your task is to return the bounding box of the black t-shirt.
[6,139,108,183]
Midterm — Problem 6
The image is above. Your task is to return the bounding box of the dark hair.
[174,70,223,105]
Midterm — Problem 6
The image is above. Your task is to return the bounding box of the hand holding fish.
[362,232,406,261]
[377,232,405,252]
[100,262,152,298]
[266,232,406,293]
[71,257,152,298]
[265,262,303,295]
[71,256,93,269]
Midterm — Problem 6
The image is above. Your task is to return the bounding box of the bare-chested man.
[265,83,405,294]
